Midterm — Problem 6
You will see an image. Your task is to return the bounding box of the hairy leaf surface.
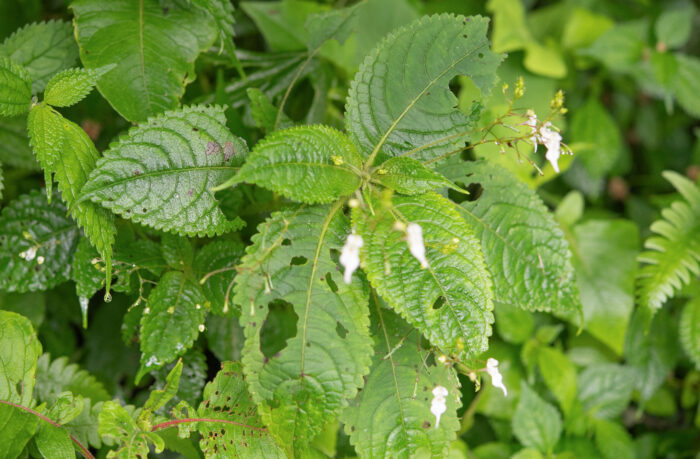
[0,57,31,117]
[80,105,248,237]
[355,192,494,359]
[43,66,108,107]
[374,157,463,195]
[345,14,501,162]
[235,204,372,455]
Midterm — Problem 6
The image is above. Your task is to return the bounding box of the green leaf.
[247,87,292,133]
[71,238,104,303]
[0,21,78,93]
[234,204,372,455]
[655,4,694,49]
[442,160,581,319]
[637,171,700,315]
[161,234,194,269]
[0,57,31,116]
[570,220,639,355]
[0,310,42,405]
[672,54,700,119]
[98,400,164,458]
[34,423,75,459]
[537,347,577,416]
[342,306,460,457]
[46,392,84,425]
[220,125,361,204]
[193,0,244,72]
[305,2,360,50]
[241,1,328,52]
[143,360,182,414]
[345,14,501,163]
[355,191,494,359]
[81,105,248,237]
[34,353,111,404]
[578,364,637,419]
[512,383,562,454]
[43,66,111,108]
[0,191,79,292]
[0,403,40,458]
[594,419,634,459]
[26,103,62,196]
[194,240,245,314]
[680,296,700,368]
[195,361,285,457]
[71,0,219,122]
[374,156,464,195]
[138,271,208,379]
[153,351,207,410]
[581,20,646,73]
[0,116,39,170]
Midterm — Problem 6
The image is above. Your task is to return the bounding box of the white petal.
[339,233,363,284]
[430,386,448,428]
[486,358,508,397]
[406,223,428,268]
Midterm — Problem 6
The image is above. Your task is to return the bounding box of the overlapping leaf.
[80,105,248,237]
[234,205,372,456]
[43,66,109,107]
[355,191,494,359]
[0,310,42,405]
[345,14,501,163]
[374,157,463,195]
[0,57,31,117]
[194,240,245,314]
[512,383,562,454]
[0,404,40,458]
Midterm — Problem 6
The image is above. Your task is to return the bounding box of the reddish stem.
[151,417,268,433]
[0,399,94,459]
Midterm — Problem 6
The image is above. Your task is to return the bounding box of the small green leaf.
[219,125,361,203]
[247,87,292,133]
[27,103,62,197]
[240,1,327,52]
[43,66,113,107]
[194,0,244,73]
[655,5,695,49]
[81,105,248,237]
[355,191,494,359]
[373,156,465,195]
[0,310,42,405]
[34,423,75,459]
[537,347,577,415]
[98,400,164,458]
[46,392,85,425]
[0,21,78,93]
[512,383,562,454]
[161,234,194,269]
[0,403,40,458]
[194,240,245,315]
[680,296,700,369]
[578,364,637,419]
[143,360,183,414]
[35,353,111,404]
[305,2,360,50]
[0,57,31,116]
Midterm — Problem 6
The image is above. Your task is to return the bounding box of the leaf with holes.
[442,160,582,319]
[0,21,78,93]
[0,190,79,293]
[0,310,42,405]
[43,66,112,107]
[194,361,285,458]
[80,105,248,237]
[374,156,465,195]
[234,205,372,456]
[0,57,31,117]
[342,307,460,457]
[354,191,494,359]
[217,125,361,204]
[71,0,219,122]
[680,296,700,369]
[345,14,501,163]
[194,240,245,315]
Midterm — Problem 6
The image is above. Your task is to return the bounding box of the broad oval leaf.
[0,190,79,292]
[342,307,460,457]
[512,383,562,454]
[374,156,464,195]
[221,125,362,204]
[0,20,78,93]
[680,296,700,369]
[345,14,501,163]
[355,191,494,359]
[80,105,248,237]
[0,310,42,405]
[234,204,372,456]
[0,57,31,117]
[72,0,219,122]
[442,160,582,319]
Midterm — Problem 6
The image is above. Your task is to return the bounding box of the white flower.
[339,233,363,284]
[406,223,428,268]
[430,385,448,428]
[525,109,538,147]
[486,358,508,397]
[22,246,37,261]
[539,122,563,173]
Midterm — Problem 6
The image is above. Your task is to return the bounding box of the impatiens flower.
[539,122,563,173]
[486,358,508,397]
[430,385,448,428]
[406,223,428,268]
[20,246,37,261]
[340,233,363,284]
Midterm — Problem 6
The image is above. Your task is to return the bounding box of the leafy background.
[0,0,699,458]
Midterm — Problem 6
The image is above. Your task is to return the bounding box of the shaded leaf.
[0,57,31,116]
[35,353,110,404]
[512,383,562,454]
[0,403,40,458]
[98,400,164,458]
[247,87,292,133]
[0,310,42,405]
[578,364,637,419]
[194,240,245,314]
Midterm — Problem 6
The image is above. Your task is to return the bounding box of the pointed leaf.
[221,125,361,204]
[345,14,501,163]
[512,383,562,454]
[680,296,700,369]
[0,310,42,405]
[0,21,78,93]
[81,105,248,237]
[0,57,31,116]
[355,191,494,359]
[305,3,360,50]
[71,0,219,122]
[375,156,464,195]
[578,364,637,419]
[537,347,577,415]
[247,87,292,133]
[43,66,112,107]
[143,360,182,413]
[234,204,372,455]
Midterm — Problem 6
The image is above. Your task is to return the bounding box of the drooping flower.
[539,122,563,173]
[485,358,508,397]
[340,233,363,284]
[406,223,428,268]
[430,385,448,428]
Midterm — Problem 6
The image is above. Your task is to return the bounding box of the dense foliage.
[0,0,699,458]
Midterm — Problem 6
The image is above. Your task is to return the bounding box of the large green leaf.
[80,105,248,237]
[0,310,42,405]
[578,364,637,419]
[680,296,700,369]
[345,14,501,163]
[235,204,372,456]
[71,0,219,122]
[0,403,40,458]
[637,171,700,315]
[219,125,362,204]
[0,190,79,292]
[195,361,285,458]
[512,383,562,454]
[0,57,31,117]
[355,191,494,359]
[442,160,581,319]
[0,20,78,93]
[342,306,460,457]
